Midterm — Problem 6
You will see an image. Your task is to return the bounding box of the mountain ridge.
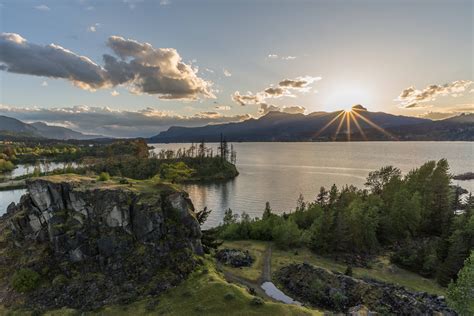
[149,110,473,142]
[0,115,106,140]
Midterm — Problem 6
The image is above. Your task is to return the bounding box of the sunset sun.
[324,84,372,112]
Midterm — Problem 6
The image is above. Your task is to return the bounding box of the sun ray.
[349,112,367,140]
[352,110,397,140]
[313,111,345,138]
[346,111,351,141]
[333,112,346,141]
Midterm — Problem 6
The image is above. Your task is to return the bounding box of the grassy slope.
[0,258,319,316]
[222,241,446,296]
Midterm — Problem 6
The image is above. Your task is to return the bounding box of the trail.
[218,244,274,301]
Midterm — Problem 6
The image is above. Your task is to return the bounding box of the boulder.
[216,248,253,267]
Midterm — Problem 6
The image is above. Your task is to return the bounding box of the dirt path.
[261,244,272,283]
[218,243,275,301]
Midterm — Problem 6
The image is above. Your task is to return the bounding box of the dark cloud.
[232,76,321,107]
[258,103,306,115]
[0,105,250,138]
[397,80,473,108]
[231,91,263,106]
[263,87,285,97]
[0,33,214,100]
[278,76,321,89]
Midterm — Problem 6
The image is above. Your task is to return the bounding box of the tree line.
[215,159,473,288]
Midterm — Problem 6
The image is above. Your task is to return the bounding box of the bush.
[344,265,353,277]
[52,274,68,288]
[12,268,40,293]
[98,172,110,181]
[250,297,264,306]
[224,292,235,300]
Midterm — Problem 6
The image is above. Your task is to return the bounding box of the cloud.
[232,91,264,106]
[0,33,214,100]
[160,0,170,5]
[123,0,143,9]
[397,80,474,108]
[279,76,321,90]
[88,23,100,32]
[267,54,297,61]
[35,4,50,11]
[41,81,48,87]
[215,105,231,111]
[0,104,250,138]
[223,68,232,77]
[110,90,119,96]
[232,76,321,106]
[417,104,473,120]
[258,103,306,115]
[263,87,286,97]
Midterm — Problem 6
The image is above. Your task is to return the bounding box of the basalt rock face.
[276,263,456,315]
[0,176,203,310]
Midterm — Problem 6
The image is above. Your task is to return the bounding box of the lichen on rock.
[0,175,203,311]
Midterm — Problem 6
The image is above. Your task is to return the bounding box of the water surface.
[151,142,473,228]
[1,142,472,222]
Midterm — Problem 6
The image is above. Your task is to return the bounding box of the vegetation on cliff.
[0,175,203,311]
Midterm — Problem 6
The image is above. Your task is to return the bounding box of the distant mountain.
[0,115,38,135]
[0,115,105,140]
[150,108,468,142]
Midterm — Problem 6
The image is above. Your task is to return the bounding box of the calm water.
[1,143,473,225]
[151,142,474,228]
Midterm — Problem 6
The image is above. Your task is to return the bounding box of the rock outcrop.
[0,175,203,310]
[215,248,253,267]
[276,263,456,315]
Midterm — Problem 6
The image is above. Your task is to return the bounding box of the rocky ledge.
[276,263,456,315]
[215,248,253,267]
[0,175,203,311]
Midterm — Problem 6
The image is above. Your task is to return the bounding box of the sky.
[0,0,473,137]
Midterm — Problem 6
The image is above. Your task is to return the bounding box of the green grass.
[222,240,446,296]
[1,257,320,316]
[220,240,269,282]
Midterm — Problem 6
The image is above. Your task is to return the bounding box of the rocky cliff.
[0,175,203,311]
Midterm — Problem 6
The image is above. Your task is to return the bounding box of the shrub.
[12,268,40,293]
[250,297,264,306]
[52,274,68,287]
[344,265,353,277]
[98,172,110,181]
[224,292,235,300]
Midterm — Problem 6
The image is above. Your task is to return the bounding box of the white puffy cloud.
[0,104,250,138]
[397,80,474,108]
[110,90,120,96]
[0,33,214,100]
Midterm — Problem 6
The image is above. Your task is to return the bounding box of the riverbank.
[0,179,26,191]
